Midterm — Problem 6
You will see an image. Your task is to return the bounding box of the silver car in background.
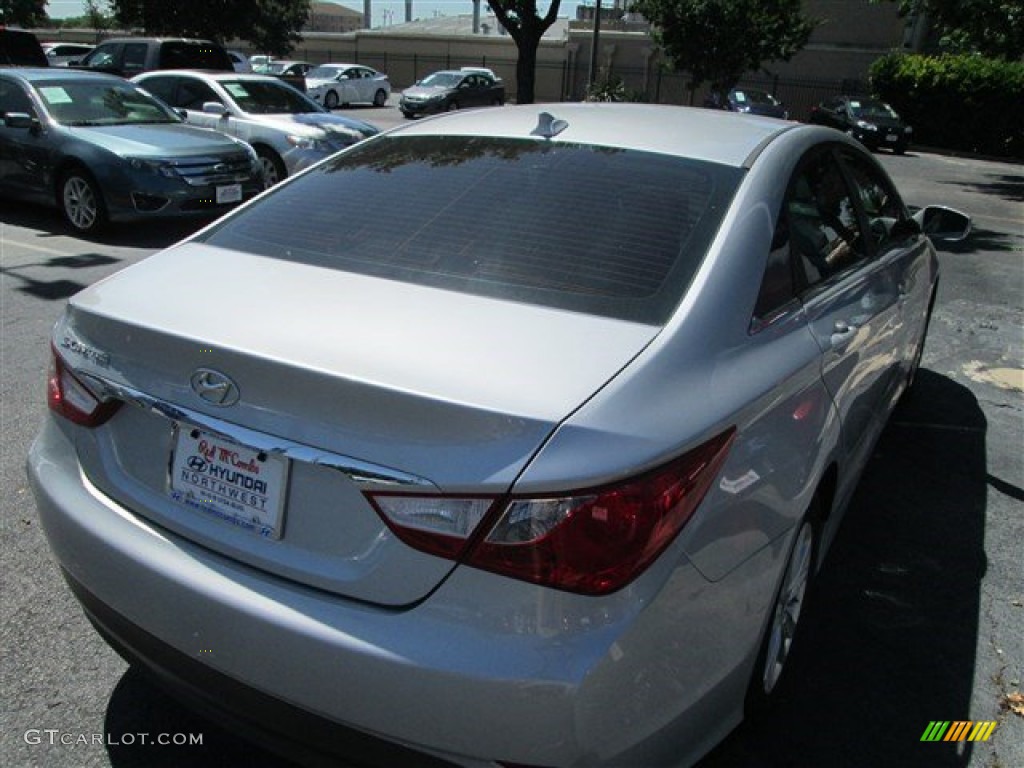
[133,70,379,184]
[29,104,969,767]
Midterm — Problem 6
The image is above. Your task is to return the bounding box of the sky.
[44,1,594,28]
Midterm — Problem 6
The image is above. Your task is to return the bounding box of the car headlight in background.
[856,120,878,131]
[287,133,337,152]
[904,126,914,133]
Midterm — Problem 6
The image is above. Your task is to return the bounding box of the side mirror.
[3,112,36,129]
[913,205,972,242]
[202,101,229,117]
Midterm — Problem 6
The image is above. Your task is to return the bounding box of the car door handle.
[830,320,858,350]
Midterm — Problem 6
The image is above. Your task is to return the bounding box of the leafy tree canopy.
[1,0,47,26]
[487,0,563,104]
[878,0,1024,59]
[110,0,311,56]
[631,0,816,92]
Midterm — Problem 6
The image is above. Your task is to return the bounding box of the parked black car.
[0,28,48,67]
[809,95,912,154]
[0,68,264,234]
[400,68,504,118]
[71,37,234,78]
[725,88,788,119]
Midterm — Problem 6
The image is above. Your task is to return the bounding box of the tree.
[0,0,47,26]
[486,0,563,105]
[877,0,1024,60]
[630,0,816,95]
[110,0,311,56]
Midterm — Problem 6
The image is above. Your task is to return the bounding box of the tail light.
[47,346,121,427]
[366,428,736,596]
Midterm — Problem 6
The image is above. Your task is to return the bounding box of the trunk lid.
[62,242,658,605]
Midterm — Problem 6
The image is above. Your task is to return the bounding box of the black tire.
[745,507,819,715]
[401,111,414,119]
[256,147,286,187]
[893,143,907,155]
[58,167,107,235]
[373,89,387,107]
[446,100,460,112]
[324,90,339,110]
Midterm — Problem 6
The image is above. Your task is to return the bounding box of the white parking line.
[0,229,74,259]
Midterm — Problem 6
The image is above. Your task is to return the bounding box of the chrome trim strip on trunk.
[81,373,438,492]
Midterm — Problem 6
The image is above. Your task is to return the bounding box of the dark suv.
[1,28,49,67]
[72,37,233,77]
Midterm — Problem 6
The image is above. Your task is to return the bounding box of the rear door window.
[198,135,743,325]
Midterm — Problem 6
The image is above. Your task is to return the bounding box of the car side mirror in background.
[3,112,36,129]
[202,102,229,117]
[914,205,972,242]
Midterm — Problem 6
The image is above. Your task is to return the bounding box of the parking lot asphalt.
[1,123,1021,768]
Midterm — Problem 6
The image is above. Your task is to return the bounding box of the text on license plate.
[169,427,288,538]
[885,134,899,142]
[216,183,242,204]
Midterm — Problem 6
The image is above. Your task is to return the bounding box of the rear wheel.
[447,101,460,112]
[256,148,286,187]
[746,509,818,713]
[324,90,339,110]
[373,89,387,107]
[59,167,106,235]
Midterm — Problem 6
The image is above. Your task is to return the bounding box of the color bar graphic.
[921,721,997,742]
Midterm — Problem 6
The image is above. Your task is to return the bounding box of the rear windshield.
[197,135,743,324]
[160,41,232,70]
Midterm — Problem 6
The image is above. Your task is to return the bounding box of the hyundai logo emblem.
[190,368,240,406]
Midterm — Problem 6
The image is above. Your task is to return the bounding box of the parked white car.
[226,49,252,73]
[133,71,379,184]
[40,42,94,66]
[305,63,391,109]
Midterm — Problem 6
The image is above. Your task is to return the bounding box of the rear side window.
[0,30,48,67]
[160,42,232,70]
[198,135,743,324]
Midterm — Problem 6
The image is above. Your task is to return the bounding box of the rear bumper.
[29,415,760,768]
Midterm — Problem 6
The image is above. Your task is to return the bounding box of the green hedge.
[869,53,1024,159]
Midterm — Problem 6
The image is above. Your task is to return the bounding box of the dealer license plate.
[216,183,242,204]
[169,426,288,538]
[885,133,899,143]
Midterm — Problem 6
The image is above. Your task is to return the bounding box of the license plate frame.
[169,425,288,539]
[216,183,242,204]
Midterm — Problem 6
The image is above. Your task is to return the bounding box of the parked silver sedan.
[29,104,969,767]
[133,70,379,184]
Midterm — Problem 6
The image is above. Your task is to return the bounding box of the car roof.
[0,67,125,84]
[135,70,291,81]
[397,103,795,168]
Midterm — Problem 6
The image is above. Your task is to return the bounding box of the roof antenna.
[531,112,568,139]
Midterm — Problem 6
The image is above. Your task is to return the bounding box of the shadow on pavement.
[1,199,216,249]
[698,369,987,767]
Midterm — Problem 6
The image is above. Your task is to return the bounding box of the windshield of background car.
[306,66,342,80]
[221,80,318,114]
[33,79,178,126]
[737,90,778,106]
[197,135,743,325]
[419,72,462,88]
[849,99,898,119]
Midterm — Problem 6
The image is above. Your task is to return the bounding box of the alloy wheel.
[762,520,814,694]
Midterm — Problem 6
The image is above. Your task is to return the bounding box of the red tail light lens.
[47,347,121,427]
[367,428,736,595]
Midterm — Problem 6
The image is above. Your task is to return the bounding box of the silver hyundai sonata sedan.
[29,104,969,767]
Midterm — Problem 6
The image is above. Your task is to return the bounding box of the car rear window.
[159,41,232,70]
[197,135,743,324]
